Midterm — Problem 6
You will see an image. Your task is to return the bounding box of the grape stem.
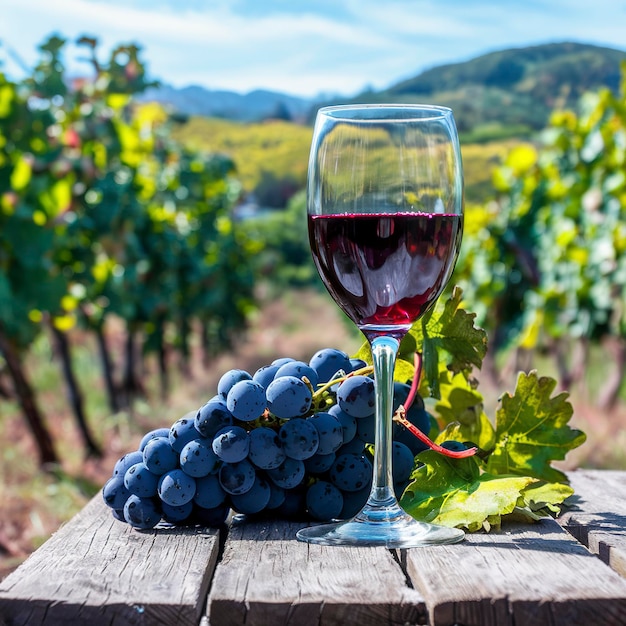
[311,365,375,400]
[394,351,478,459]
[393,411,478,458]
[403,352,423,413]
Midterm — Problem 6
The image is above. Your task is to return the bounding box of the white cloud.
[2,0,625,97]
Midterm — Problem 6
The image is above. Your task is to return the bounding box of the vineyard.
[2,36,626,574]
[0,37,261,466]
[456,79,626,410]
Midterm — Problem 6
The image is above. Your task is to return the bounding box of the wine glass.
[296,104,465,547]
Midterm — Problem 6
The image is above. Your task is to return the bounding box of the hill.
[139,84,312,122]
[342,41,626,139]
[142,42,626,140]
[144,42,626,139]
[164,41,626,205]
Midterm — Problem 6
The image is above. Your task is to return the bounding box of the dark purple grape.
[337,375,375,418]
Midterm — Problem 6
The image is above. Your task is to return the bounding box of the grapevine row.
[0,36,258,465]
[452,63,626,405]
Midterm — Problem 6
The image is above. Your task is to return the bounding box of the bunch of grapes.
[102,347,434,530]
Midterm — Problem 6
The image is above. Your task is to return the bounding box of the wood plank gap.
[558,469,626,579]
[390,549,416,590]
[0,496,222,626]
[206,518,427,626]
[404,517,626,626]
[195,514,233,623]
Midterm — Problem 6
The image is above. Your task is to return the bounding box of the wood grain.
[403,517,626,626]
[0,496,221,626]
[3,470,626,626]
[559,469,626,578]
[206,517,426,626]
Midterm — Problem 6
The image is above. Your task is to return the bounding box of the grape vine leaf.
[434,370,496,452]
[486,371,586,483]
[405,286,488,398]
[500,481,575,526]
[400,450,537,532]
[521,480,575,513]
[436,416,496,456]
[351,286,487,391]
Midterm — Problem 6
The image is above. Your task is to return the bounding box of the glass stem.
[368,335,400,506]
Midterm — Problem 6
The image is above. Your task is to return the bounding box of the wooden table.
[1,469,626,625]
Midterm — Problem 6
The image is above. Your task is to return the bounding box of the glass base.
[296,499,464,548]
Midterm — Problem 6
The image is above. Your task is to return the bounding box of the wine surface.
[308,212,462,336]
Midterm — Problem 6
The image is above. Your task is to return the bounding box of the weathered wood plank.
[403,517,626,626]
[559,469,626,578]
[206,517,426,626]
[0,495,221,626]
[4,469,626,626]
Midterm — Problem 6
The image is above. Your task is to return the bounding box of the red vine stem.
[395,351,478,459]
[393,412,478,458]
[403,352,422,412]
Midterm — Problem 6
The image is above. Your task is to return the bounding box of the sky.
[2,0,626,99]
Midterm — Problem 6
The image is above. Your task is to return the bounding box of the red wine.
[308,212,463,337]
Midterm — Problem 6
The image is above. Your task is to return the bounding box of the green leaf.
[499,506,545,525]
[352,287,487,392]
[486,371,586,483]
[501,481,575,525]
[436,414,496,454]
[400,450,536,532]
[434,370,496,451]
[10,156,32,191]
[521,480,574,513]
[406,286,488,398]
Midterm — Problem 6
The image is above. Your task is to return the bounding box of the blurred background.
[2,0,626,577]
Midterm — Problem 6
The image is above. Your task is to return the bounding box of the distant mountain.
[342,42,626,138]
[139,84,313,122]
[142,42,626,137]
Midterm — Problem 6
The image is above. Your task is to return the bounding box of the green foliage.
[401,453,538,532]
[0,35,260,406]
[353,288,584,531]
[240,191,320,289]
[487,372,587,483]
[171,116,312,201]
[409,287,488,398]
[0,68,67,344]
[353,287,488,395]
[400,366,583,531]
[401,447,577,532]
[436,371,496,452]
[459,123,533,145]
[454,63,626,360]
